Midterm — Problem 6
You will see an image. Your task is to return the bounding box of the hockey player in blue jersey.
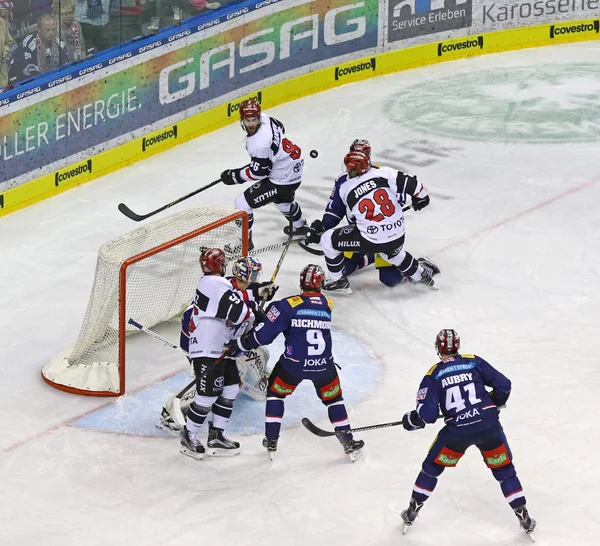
[400,329,536,539]
[229,264,365,461]
[305,140,440,292]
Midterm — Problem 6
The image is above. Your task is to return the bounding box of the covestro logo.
[550,20,599,38]
[54,159,92,186]
[142,126,178,152]
[437,36,483,56]
[334,58,376,80]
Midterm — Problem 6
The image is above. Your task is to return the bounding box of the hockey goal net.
[42,206,248,396]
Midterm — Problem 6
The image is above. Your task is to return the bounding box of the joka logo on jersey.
[227,92,262,117]
[54,159,92,186]
[0,194,4,209]
[388,0,472,42]
[142,125,178,152]
[550,20,599,39]
[437,36,483,57]
[387,63,600,143]
[334,58,376,81]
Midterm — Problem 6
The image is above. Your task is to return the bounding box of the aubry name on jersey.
[440,372,473,388]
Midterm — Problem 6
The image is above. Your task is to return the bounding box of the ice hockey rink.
[2,41,600,545]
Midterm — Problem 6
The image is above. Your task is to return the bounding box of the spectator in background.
[74,0,111,55]
[0,2,14,87]
[109,0,143,45]
[9,13,68,83]
[54,0,85,61]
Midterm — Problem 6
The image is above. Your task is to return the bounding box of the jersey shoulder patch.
[325,297,333,311]
[425,364,438,376]
[286,295,304,308]
[459,353,476,359]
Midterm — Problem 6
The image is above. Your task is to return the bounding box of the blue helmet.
[232,256,263,283]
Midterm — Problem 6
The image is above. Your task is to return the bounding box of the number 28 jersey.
[241,294,335,378]
[331,166,427,244]
[239,113,304,186]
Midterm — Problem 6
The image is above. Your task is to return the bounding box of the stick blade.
[118,202,145,222]
[301,417,337,437]
[297,241,324,256]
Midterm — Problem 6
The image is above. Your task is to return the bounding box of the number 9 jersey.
[239,113,304,187]
[239,293,336,378]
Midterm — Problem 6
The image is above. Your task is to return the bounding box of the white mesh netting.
[42,207,245,395]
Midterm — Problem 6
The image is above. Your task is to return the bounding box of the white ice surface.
[2,42,600,545]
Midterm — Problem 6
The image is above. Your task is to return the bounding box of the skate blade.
[180,446,204,460]
[347,448,363,462]
[402,523,410,535]
[206,447,241,457]
[323,287,353,295]
[268,451,275,461]
[526,531,536,543]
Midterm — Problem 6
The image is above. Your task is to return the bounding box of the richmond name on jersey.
[242,294,335,378]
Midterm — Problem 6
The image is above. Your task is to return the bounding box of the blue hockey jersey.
[241,293,335,378]
[415,354,512,434]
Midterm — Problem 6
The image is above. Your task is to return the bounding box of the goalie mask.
[240,99,262,136]
[350,139,371,156]
[435,329,460,359]
[200,248,227,276]
[232,256,263,283]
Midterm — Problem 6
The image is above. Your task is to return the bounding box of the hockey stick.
[118,179,222,222]
[301,417,403,437]
[302,405,506,438]
[128,318,182,352]
[249,238,324,257]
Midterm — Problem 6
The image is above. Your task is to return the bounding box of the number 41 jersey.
[242,294,335,378]
[416,354,512,434]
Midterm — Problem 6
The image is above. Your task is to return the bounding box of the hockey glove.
[221,169,240,186]
[248,300,266,325]
[412,194,430,211]
[402,410,426,431]
[305,219,325,244]
[251,281,279,302]
[224,337,247,357]
[489,389,510,407]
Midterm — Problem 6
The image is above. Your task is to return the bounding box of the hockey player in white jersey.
[306,150,439,292]
[180,248,257,460]
[220,99,308,250]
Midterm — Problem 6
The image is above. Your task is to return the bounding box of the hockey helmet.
[300,264,325,292]
[350,138,371,156]
[240,99,262,135]
[232,256,263,283]
[344,151,371,177]
[435,329,460,359]
[200,248,227,276]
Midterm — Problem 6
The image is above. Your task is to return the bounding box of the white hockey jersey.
[335,166,427,245]
[187,275,252,359]
[238,113,304,186]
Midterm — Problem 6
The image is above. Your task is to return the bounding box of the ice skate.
[180,428,205,460]
[322,276,352,294]
[417,256,441,276]
[401,499,424,534]
[514,506,537,541]
[410,269,438,290]
[283,221,310,237]
[206,423,241,457]
[341,437,365,462]
[262,436,278,460]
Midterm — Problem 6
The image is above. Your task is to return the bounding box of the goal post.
[42,207,248,397]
